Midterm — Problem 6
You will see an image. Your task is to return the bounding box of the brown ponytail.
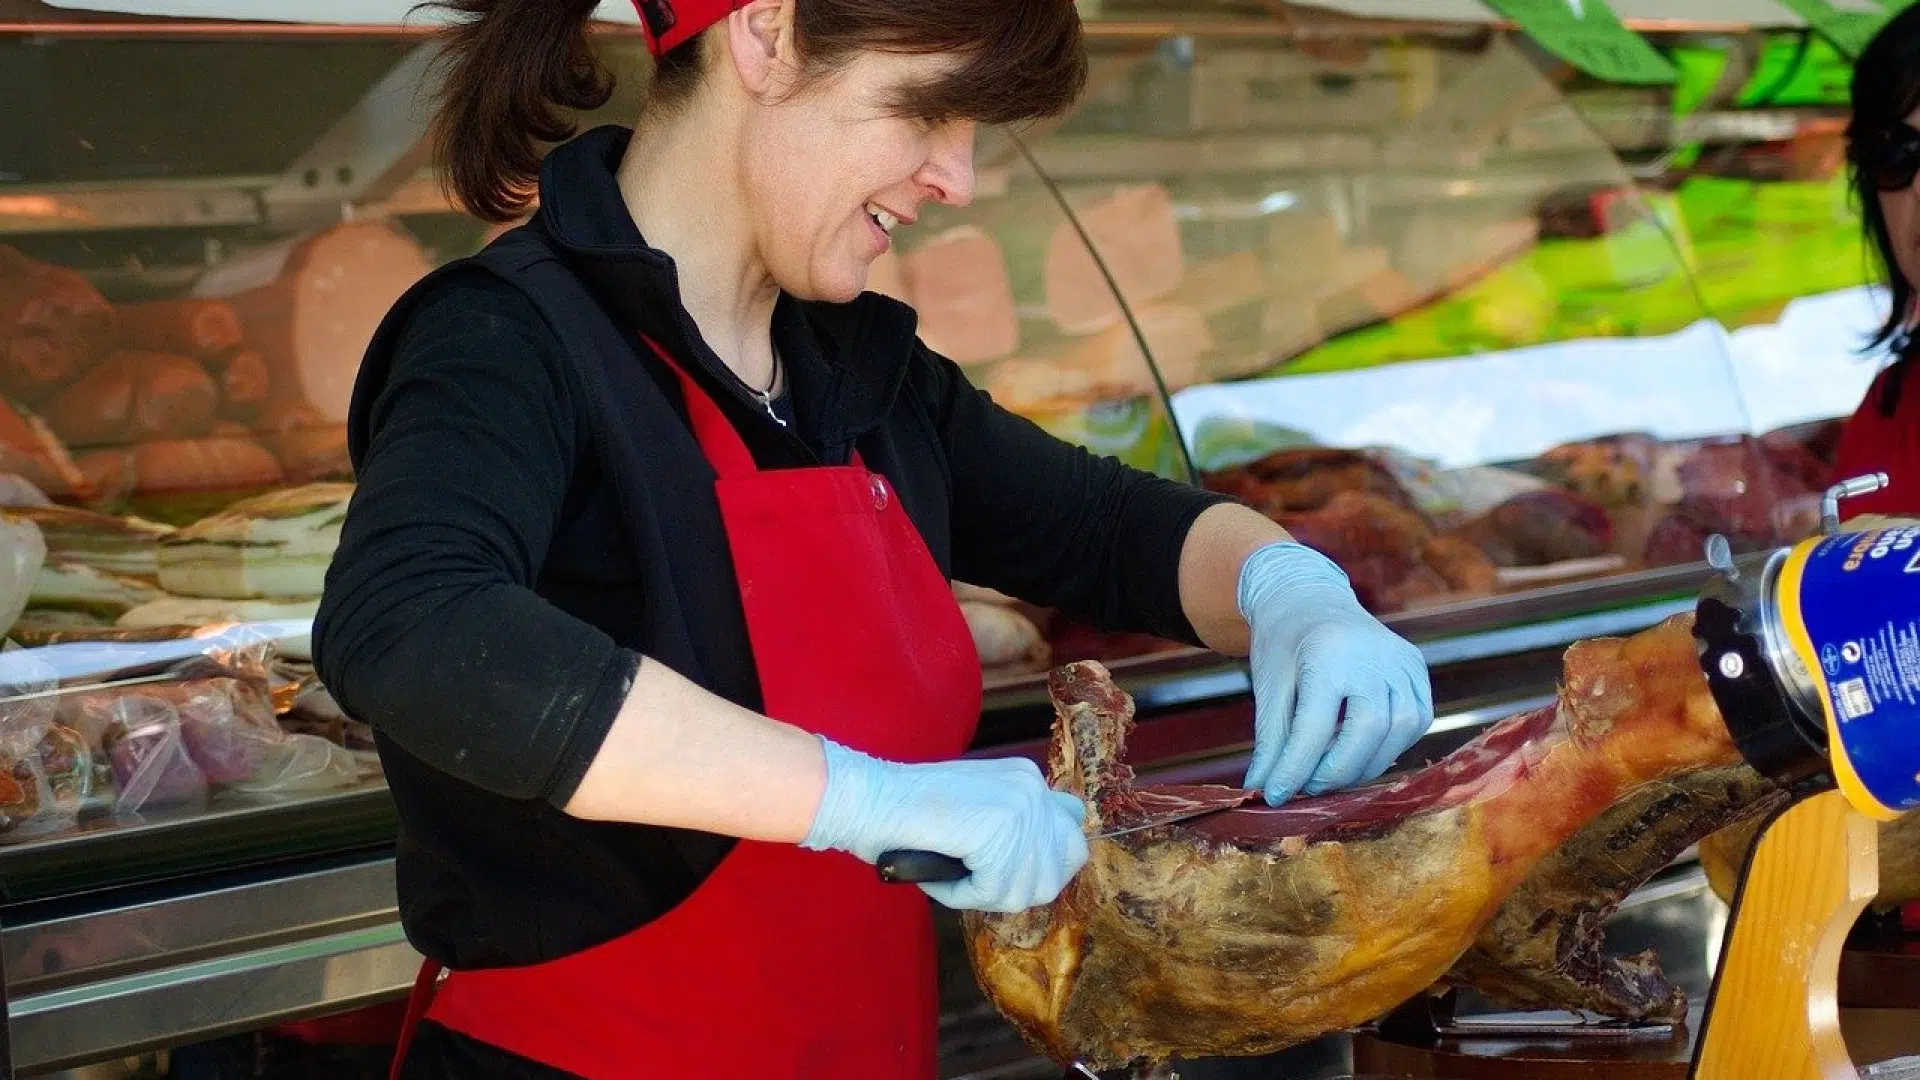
[423,0,616,223]
[423,0,1084,223]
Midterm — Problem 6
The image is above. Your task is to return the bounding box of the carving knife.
[875,792,1256,884]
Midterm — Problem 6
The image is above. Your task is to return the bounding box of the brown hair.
[424,0,1087,223]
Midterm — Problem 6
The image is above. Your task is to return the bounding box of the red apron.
[388,336,983,1079]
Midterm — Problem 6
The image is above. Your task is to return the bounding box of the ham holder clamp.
[950,478,1920,1079]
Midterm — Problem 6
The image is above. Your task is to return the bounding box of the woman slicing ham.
[1830,5,1920,511]
[312,1,1434,1076]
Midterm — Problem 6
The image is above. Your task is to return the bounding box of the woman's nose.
[919,122,978,207]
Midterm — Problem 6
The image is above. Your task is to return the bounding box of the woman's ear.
[726,0,802,103]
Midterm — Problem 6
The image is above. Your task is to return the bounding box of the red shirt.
[1829,360,1920,516]
[1827,360,1920,929]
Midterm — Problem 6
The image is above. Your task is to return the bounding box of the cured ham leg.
[1442,760,1782,1021]
[961,615,1765,1069]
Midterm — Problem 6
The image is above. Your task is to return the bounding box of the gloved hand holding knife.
[837,536,1434,907]
[802,738,1091,913]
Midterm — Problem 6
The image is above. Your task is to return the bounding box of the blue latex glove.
[801,737,1090,913]
[1239,541,1435,805]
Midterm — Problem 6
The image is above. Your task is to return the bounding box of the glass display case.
[0,0,1899,1073]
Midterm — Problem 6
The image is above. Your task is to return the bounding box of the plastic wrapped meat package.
[0,621,360,839]
[0,653,105,838]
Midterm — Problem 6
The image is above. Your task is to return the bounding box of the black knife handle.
[876,850,968,883]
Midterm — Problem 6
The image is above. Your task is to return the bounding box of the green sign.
[1778,0,1893,56]
[1482,0,1678,85]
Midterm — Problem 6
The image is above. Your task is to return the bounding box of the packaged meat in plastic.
[0,650,58,760]
[10,619,345,820]
[36,722,102,816]
[154,676,279,785]
[227,733,359,796]
[0,511,47,641]
[4,723,106,838]
[104,696,208,814]
[0,748,39,830]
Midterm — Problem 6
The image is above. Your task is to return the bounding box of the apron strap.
[639,334,759,479]
[389,960,445,1080]
[639,332,868,477]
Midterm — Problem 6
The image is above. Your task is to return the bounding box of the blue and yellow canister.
[1694,473,1920,821]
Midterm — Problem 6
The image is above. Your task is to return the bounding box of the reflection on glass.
[978,26,1891,621]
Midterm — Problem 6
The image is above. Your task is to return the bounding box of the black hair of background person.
[1847,3,1920,415]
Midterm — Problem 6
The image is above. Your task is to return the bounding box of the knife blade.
[876,794,1256,884]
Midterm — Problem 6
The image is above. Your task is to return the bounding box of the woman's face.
[739,48,978,304]
[1879,105,1920,299]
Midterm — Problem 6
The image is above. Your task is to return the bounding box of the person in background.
[312,1,1436,1076]
[1824,2,1920,942]
[1829,3,1920,511]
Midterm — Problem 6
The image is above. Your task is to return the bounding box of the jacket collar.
[527,126,922,456]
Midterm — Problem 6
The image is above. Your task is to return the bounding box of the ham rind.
[962,615,1774,1070]
[1444,760,1782,1022]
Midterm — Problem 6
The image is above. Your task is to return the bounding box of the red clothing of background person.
[1822,3,1920,933]
[1831,360,1919,515]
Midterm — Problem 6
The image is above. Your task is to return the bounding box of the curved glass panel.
[1022,21,1891,623]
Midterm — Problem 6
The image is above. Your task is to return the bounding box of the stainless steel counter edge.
[6,858,414,1075]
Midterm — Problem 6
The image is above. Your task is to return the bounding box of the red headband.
[632,0,746,57]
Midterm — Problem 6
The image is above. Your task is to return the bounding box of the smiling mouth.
[865,202,902,236]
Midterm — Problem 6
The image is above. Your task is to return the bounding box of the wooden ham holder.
[1689,791,1893,1080]
[1350,794,1920,1080]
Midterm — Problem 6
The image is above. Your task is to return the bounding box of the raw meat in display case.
[1273,491,1497,613]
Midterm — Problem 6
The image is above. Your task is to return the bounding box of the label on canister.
[1775,526,1920,820]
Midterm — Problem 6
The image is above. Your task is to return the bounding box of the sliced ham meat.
[201,222,431,424]
[1045,185,1184,334]
[903,227,1018,366]
[962,615,1774,1070]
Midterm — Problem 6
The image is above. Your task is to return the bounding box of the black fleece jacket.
[312,125,1228,987]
